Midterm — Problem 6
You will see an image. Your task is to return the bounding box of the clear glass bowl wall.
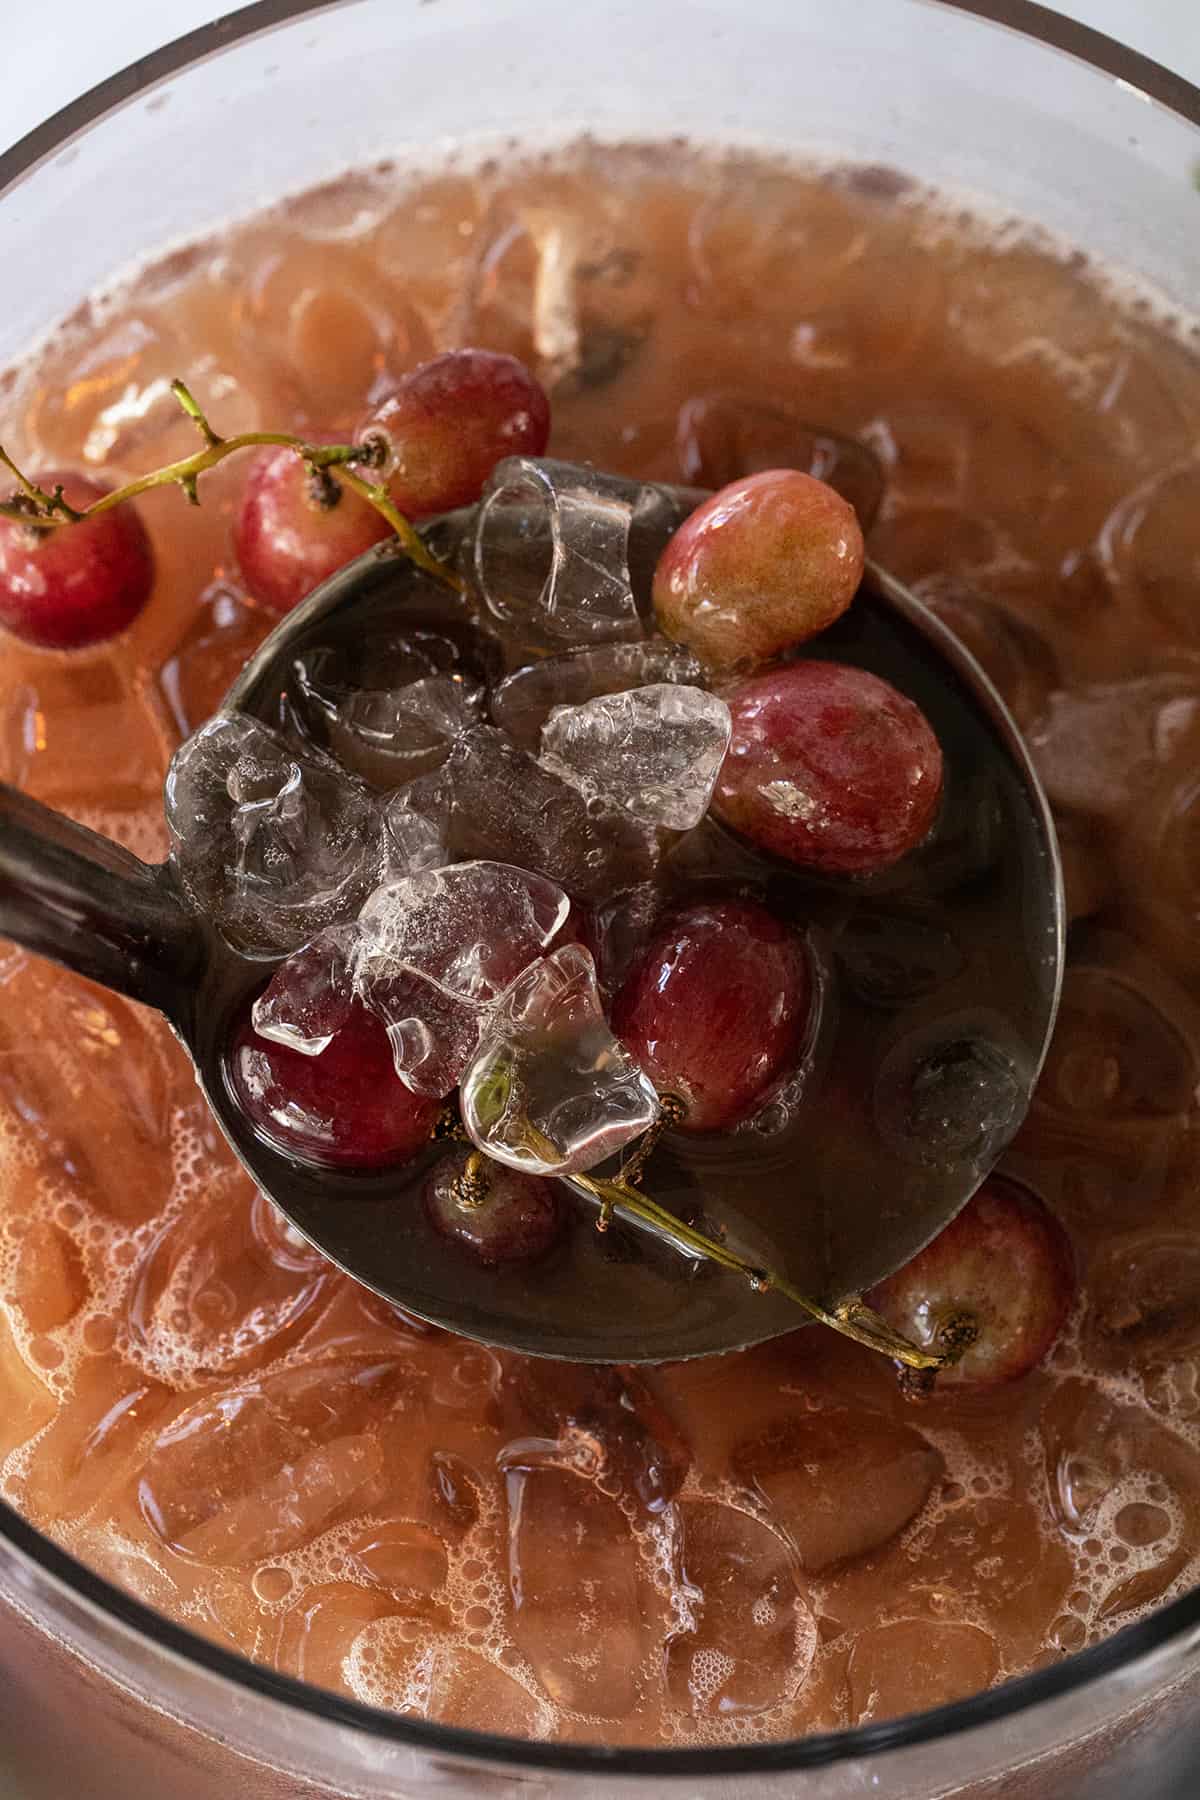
[1,2,1200,1796]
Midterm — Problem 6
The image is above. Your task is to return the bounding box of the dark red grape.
[652,468,864,671]
[612,897,810,1131]
[0,473,153,649]
[868,1175,1076,1387]
[713,660,943,875]
[229,997,440,1170]
[361,349,550,518]
[233,444,392,615]
[424,1147,562,1264]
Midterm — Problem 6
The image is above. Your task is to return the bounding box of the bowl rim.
[2,0,1200,1780]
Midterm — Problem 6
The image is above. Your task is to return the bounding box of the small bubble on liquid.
[253,1566,294,1604]
[82,1315,118,1353]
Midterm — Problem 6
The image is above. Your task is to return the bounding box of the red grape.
[868,1175,1076,1387]
[652,468,864,671]
[713,661,943,875]
[229,996,440,1170]
[612,897,810,1131]
[424,1147,563,1264]
[233,444,392,615]
[360,349,550,517]
[0,473,153,649]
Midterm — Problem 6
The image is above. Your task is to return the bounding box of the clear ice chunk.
[1029,675,1200,819]
[288,633,485,787]
[461,943,658,1176]
[165,712,380,957]
[354,860,569,1006]
[471,456,691,650]
[676,391,886,532]
[539,684,731,831]
[590,882,661,998]
[490,639,705,751]
[251,924,357,1056]
[380,779,451,878]
[388,725,658,902]
[350,861,570,1097]
[358,967,484,1098]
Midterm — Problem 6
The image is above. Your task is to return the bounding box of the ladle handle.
[0,782,200,1014]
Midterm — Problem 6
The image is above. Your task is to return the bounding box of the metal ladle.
[0,460,1063,1362]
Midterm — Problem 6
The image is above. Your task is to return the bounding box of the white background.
[2,0,1199,154]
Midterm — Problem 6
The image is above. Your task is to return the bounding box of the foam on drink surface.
[2,142,1200,1746]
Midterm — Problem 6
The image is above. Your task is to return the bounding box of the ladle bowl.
[0,460,1064,1361]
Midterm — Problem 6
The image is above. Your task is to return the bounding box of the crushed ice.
[539,683,731,831]
[166,712,380,957]
[460,943,659,1176]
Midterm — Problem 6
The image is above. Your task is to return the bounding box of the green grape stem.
[0,378,462,594]
[506,1111,944,1373]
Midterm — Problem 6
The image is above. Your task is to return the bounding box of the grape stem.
[500,1112,945,1372]
[0,379,463,594]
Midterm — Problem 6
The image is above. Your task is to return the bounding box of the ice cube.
[275,1580,408,1696]
[349,1621,547,1733]
[1040,1380,1200,1622]
[22,1361,173,1525]
[731,1407,943,1572]
[913,577,1059,730]
[396,724,658,902]
[676,391,885,531]
[157,581,273,739]
[2,649,168,817]
[352,861,569,1094]
[589,882,661,998]
[251,925,358,1055]
[539,684,731,830]
[504,1363,690,1518]
[504,1465,657,1716]
[1029,675,1200,819]
[288,631,486,787]
[0,961,179,1228]
[12,1219,86,1336]
[1040,960,1198,1123]
[137,1356,403,1564]
[380,778,451,878]
[251,919,478,1099]
[358,968,485,1098]
[1099,463,1200,642]
[490,639,705,751]
[355,861,568,1006]
[663,1500,813,1717]
[472,456,688,649]
[1082,1232,1200,1372]
[306,670,476,784]
[166,713,381,957]
[126,1173,329,1382]
[460,943,658,1176]
[846,1621,999,1724]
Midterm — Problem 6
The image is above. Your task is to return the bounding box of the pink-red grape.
[424,1147,562,1264]
[230,997,440,1171]
[612,897,810,1131]
[713,660,943,875]
[0,473,154,649]
[652,468,864,671]
[361,349,550,518]
[233,444,392,616]
[868,1175,1076,1387]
